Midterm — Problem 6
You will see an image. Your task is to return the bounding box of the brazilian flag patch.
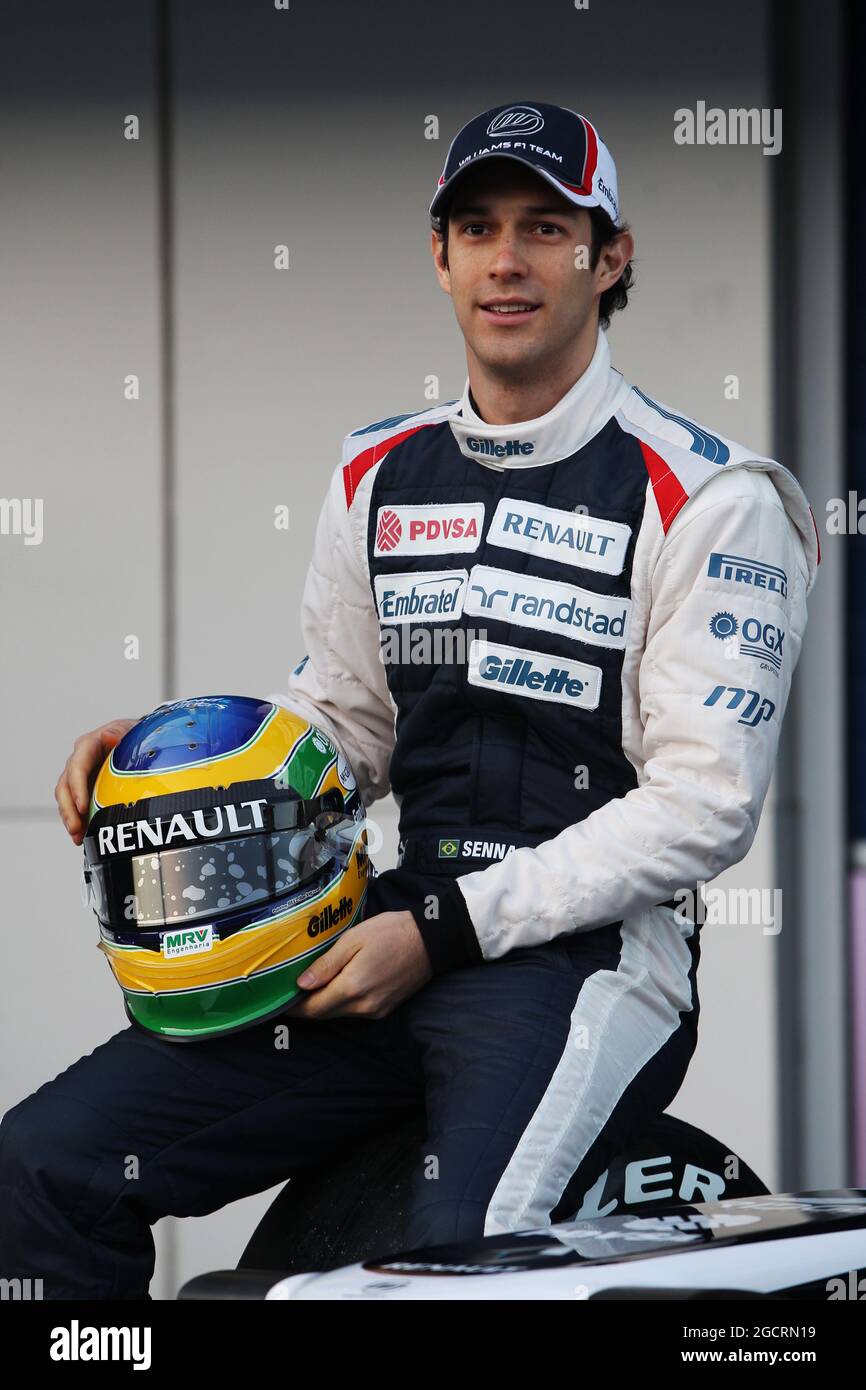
[438,838,460,859]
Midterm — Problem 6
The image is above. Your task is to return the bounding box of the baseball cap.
[429,100,621,230]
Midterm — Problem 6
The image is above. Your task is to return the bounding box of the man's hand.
[55,718,139,845]
[292,910,432,1020]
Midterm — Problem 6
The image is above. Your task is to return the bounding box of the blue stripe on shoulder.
[350,402,459,437]
[633,386,730,465]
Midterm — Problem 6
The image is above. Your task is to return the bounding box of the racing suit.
[275,326,818,963]
[0,329,818,1295]
[262,324,818,1233]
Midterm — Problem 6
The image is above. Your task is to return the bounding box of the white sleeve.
[266,454,396,806]
[453,477,812,959]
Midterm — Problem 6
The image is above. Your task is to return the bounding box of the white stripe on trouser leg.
[483,905,697,1236]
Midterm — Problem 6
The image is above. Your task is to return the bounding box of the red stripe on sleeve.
[342,423,434,509]
[638,438,690,532]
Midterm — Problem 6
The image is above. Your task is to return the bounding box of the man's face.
[431,162,609,381]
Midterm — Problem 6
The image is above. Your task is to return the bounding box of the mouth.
[479,300,542,321]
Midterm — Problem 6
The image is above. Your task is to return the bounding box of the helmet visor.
[85,805,357,932]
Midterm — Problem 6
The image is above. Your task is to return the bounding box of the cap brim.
[429,152,604,224]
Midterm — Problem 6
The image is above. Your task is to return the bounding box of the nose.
[487,230,529,277]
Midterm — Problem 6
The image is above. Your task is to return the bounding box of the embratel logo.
[466,437,535,458]
[706,552,788,599]
[307,895,353,937]
[468,639,602,709]
[487,106,545,138]
[373,504,484,556]
[374,570,468,624]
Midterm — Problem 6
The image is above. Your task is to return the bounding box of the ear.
[598,229,634,292]
[430,229,452,296]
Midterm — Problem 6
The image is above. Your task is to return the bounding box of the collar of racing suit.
[447,328,633,470]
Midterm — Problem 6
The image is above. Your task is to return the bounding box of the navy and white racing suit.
[0,329,818,1296]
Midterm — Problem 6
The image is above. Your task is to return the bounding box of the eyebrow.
[450,203,578,218]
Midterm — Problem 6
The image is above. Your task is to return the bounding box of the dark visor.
[83,787,355,931]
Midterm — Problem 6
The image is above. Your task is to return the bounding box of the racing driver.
[1,99,818,1298]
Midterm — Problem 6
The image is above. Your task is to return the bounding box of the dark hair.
[433,203,634,331]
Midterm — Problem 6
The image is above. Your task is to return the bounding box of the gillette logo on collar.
[466,437,535,458]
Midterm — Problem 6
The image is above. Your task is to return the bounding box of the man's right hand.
[54,718,138,845]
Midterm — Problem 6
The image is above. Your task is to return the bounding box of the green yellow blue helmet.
[82,696,368,1041]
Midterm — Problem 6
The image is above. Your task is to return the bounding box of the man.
[2,100,817,1297]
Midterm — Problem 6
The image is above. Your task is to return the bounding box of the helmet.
[82,695,368,1042]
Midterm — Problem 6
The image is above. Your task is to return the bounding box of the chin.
[479,342,542,374]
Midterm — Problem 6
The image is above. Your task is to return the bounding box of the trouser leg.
[0,1007,421,1299]
[401,913,700,1249]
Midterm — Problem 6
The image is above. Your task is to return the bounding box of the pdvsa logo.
[373,503,484,556]
[376,509,402,552]
[487,106,544,138]
[466,437,535,458]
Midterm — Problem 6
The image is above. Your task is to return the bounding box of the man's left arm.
[406,475,815,973]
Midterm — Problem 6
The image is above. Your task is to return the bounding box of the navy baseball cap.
[429,100,621,229]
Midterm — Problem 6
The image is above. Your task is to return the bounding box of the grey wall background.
[0,0,844,1298]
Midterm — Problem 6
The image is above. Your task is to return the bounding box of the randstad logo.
[163,926,214,958]
[466,437,535,458]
